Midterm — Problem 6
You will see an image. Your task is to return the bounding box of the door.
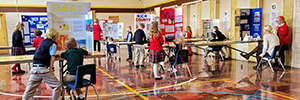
[0,13,9,54]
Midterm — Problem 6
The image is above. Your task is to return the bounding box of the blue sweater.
[133,29,146,45]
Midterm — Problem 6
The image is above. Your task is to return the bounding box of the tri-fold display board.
[46,2,94,53]
[160,8,183,41]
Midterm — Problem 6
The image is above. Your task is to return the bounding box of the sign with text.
[47,2,91,15]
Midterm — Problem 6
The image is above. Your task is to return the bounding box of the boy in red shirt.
[32,30,44,50]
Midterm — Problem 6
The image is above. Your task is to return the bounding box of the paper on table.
[23,22,30,34]
[165,25,175,32]
[175,16,182,23]
[24,36,30,43]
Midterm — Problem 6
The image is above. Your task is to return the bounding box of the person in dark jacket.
[126,26,133,61]
[11,22,26,74]
[133,23,146,68]
[203,26,227,59]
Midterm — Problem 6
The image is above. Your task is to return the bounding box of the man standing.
[133,23,146,68]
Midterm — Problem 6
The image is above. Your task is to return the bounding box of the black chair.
[63,64,100,100]
[166,49,192,79]
[256,45,285,79]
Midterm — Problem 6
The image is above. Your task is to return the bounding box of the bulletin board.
[21,15,48,46]
[160,8,183,41]
[134,14,155,40]
[103,22,124,40]
[47,2,93,52]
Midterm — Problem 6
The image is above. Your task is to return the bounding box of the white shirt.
[260,33,280,57]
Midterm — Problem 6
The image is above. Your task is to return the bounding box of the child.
[183,26,192,56]
[22,28,62,100]
[11,22,26,74]
[148,21,165,80]
[32,30,44,50]
[107,37,117,57]
[133,23,147,68]
[126,26,133,61]
[60,37,92,100]
[203,26,227,59]
[169,36,185,63]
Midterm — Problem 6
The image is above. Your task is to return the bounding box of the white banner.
[47,2,91,15]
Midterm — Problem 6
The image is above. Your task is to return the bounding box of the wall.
[292,0,300,68]
[187,3,197,37]
[218,0,230,37]
[201,1,210,19]
[262,0,284,34]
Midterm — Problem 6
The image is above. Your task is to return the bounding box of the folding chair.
[207,46,225,61]
[63,64,100,100]
[256,45,285,79]
[166,49,193,79]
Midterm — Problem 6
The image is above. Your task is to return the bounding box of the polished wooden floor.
[0,48,299,100]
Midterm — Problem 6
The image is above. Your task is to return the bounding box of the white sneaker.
[172,68,177,73]
[167,68,172,71]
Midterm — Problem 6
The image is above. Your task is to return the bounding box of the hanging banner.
[134,14,155,39]
[160,8,183,41]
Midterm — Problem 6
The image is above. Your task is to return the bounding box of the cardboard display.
[160,8,183,41]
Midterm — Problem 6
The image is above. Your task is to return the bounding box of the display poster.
[134,14,155,39]
[57,35,68,51]
[85,11,94,53]
[223,17,229,29]
[22,15,48,46]
[269,11,278,27]
[86,32,94,54]
[47,2,91,15]
[160,8,183,41]
[99,20,113,40]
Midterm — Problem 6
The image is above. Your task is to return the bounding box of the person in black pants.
[126,26,133,61]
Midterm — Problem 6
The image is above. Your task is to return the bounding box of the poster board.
[160,8,183,41]
[47,2,93,52]
[103,22,124,40]
[134,14,155,40]
[21,15,48,46]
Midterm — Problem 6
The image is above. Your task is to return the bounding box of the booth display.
[21,15,48,46]
[235,8,262,41]
[202,19,220,39]
[134,14,155,39]
[160,8,183,41]
[46,2,93,52]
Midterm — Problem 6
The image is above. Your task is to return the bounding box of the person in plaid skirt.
[11,22,26,74]
[148,21,165,80]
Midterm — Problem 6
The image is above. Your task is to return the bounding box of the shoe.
[172,68,177,73]
[140,65,146,68]
[135,65,140,68]
[77,97,86,100]
[253,66,258,70]
[167,68,172,71]
[155,77,163,80]
[188,54,193,56]
[126,58,132,61]
[240,53,249,60]
[12,64,18,73]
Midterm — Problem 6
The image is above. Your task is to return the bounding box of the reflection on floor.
[0,48,299,100]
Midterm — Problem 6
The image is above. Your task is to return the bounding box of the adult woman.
[274,16,290,67]
[241,25,279,69]
[11,22,26,73]
[148,21,165,80]
[184,26,192,56]
[93,19,102,52]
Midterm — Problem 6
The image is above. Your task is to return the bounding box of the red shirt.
[186,32,192,39]
[32,36,44,50]
[277,24,290,45]
[93,24,102,40]
[149,33,165,51]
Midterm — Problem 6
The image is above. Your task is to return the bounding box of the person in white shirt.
[240,25,280,69]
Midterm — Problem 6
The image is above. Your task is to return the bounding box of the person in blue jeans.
[126,26,133,61]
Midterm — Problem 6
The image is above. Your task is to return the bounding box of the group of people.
[10,15,290,99]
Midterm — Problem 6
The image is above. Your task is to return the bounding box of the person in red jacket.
[274,16,290,67]
[183,26,193,56]
[148,21,165,80]
[93,19,102,52]
[32,30,44,50]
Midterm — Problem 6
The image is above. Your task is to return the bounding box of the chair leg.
[256,59,263,79]
[186,64,192,79]
[278,58,286,80]
[70,90,74,100]
[85,86,88,98]
[219,52,224,61]
[268,60,274,72]
[92,85,100,100]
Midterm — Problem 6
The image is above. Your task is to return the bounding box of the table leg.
[59,60,65,100]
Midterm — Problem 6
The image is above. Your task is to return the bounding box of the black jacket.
[133,29,146,45]
[215,31,227,41]
[12,30,24,47]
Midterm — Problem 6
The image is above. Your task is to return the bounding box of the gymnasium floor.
[0,49,300,100]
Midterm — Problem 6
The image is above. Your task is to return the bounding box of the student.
[11,22,26,74]
[32,30,44,50]
[93,19,102,52]
[108,37,114,44]
[126,26,133,61]
[148,21,165,80]
[133,23,147,68]
[240,25,279,69]
[203,26,227,59]
[183,26,193,56]
[274,16,290,67]
[60,37,92,100]
[22,28,62,100]
[168,36,185,72]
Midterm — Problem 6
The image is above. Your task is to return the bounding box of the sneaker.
[155,77,163,80]
[78,97,86,100]
[140,65,146,68]
[126,58,132,61]
[172,68,177,73]
[135,65,140,68]
[167,68,172,71]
